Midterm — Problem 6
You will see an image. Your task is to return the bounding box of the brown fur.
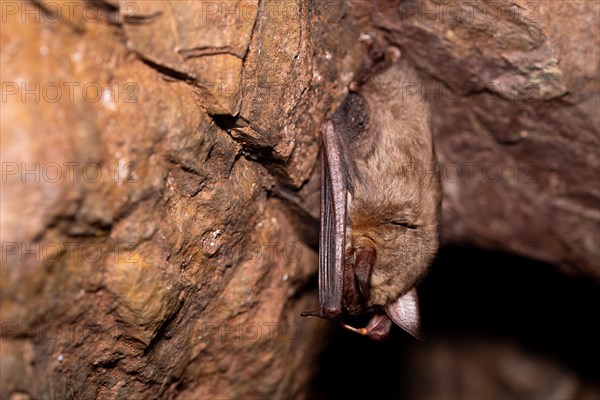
[343,57,442,306]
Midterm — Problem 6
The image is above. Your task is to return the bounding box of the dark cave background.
[310,246,600,399]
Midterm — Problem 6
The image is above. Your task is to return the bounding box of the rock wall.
[1,0,598,398]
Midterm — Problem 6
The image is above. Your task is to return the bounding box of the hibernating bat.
[302,38,442,340]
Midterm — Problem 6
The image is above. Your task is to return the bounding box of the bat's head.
[345,164,441,339]
[347,187,440,306]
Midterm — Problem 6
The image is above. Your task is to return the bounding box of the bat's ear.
[384,287,423,340]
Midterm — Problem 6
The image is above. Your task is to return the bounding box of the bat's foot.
[348,34,402,92]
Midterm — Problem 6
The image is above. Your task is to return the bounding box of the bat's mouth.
[339,287,423,341]
[340,314,392,341]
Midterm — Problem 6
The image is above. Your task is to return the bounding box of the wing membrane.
[317,120,347,319]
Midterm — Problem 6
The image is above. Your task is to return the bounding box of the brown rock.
[359,0,600,275]
[1,0,598,399]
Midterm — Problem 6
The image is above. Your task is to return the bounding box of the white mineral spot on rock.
[71,51,83,62]
[102,87,117,111]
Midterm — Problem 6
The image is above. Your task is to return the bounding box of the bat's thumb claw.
[359,32,375,45]
[387,46,401,63]
[301,310,319,318]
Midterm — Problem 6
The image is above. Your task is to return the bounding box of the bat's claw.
[301,306,342,320]
[386,46,401,63]
[301,309,325,318]
[359,32,375,46]
[348,81,360,93]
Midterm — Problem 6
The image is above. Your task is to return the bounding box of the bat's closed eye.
[386,220,418,230]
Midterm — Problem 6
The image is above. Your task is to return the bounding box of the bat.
[302,37,442,340]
